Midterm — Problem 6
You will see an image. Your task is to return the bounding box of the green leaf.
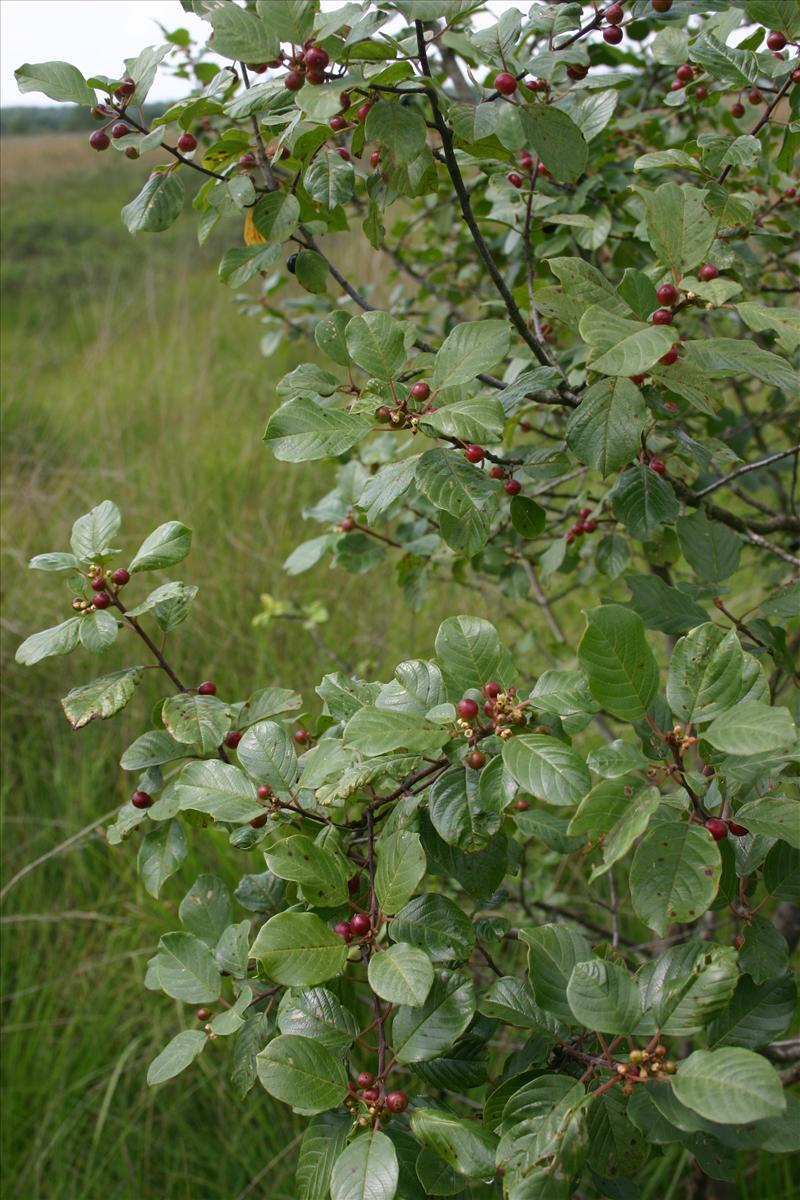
[16,618,81,667]
[138,819,188,899]
[429,764,503,850]
[207,4,278,60]
[666,625,745,725]
[368,943,434,1007]
[330,1130,399,1200]
[706,973,795,1050]
[249,911,348,985]
[257,1034,347,1116]
[502,735,590,807]
[566,959,641,1034]
[162,693,228,754]
[565,378,645,476]
[684,338,799,393]
[122,173,185,234]
[147,1029,206,1086]
[586,739,645,778]
[266,397,371,462]
[625,574,709,636]
[510,495,546,538]
[219,243,282,286]
[638,942,738,1036]
[518,924,592,1024]
[738,916,790,986]
[478,976,554,1031]
[375,830,427,914]
[568,779,661,880]
[296,1111,351,1200]
[630,823,721,937]
[763,841,800,901]
[365,100,427,164]
[29,552,79,572]
[252,190,300,241]
[61,667,144,729]
[237,720,299,794]
[611,466,679,541]
[179,874,232,946]
[415,448,499,517]
[689,33,761,87]
[70,500,121,560]
[305,150,355,209]
[578,605,659,722]
[410,1109,498,1179]
[639,182,718,275]
[344,707,448,756]
[518,106,587,183]
[389,894,475,962]
[677,510,741,582]
[345,311,407,380]
[434,614,511,698]
[266,834,349,906]
[421,396,505,443]
[579,307,675,377]
[154,930,221,1003]
[129,521,191,572]
[672,1048,785,1124]
[732,796,800,849]
[295,249,328,295]
[15,60,96,104]
[432,320,511,389]
[704,702,795,756]
[277,987,359,1052]
[392,970,475,1062]
[176,760,262,823]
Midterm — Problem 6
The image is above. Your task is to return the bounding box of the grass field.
[0,133,459,1199]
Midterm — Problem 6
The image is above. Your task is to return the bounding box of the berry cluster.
[565,506,598,543]
[618,1044,676,1095]
[282,41,331,90]
[71,565,129,614]
[344,1071,408,1128]
[705,816,749,841]
[334,909,372,943]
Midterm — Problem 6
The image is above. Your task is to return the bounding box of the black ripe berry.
[287,254,298,275]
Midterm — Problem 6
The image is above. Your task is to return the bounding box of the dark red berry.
[339,90,351,108]
[457,697,479,720]
[649,458,666,475]
[348,874,360,895]
[504,478,522,495]
[370,149,381,167]
[386,1091,408,1113]
[507,172,523,188]
[652,0,673,10]
[356,103,372,122]
[111,122,130,139]
[705,818,728,841]
[329,115,347,131]
[694,85,708,100]
[239,152,256,169]
[257,785,272,800]
[792,67,800,83]
[198,681,217,695]
[670,80,683,92]
[490,466,506,479]
[656,283,678,305]
[566,64,588,81]
[515,798,530,811]
[629,374,646,385]
[250,813,269,828]
[483,700,495,715]
[728,821,749,837]
[131,790,153,809]
[603,25,623,44]
[766,31,787,51]
[110,568,129,587]
[224,730,242,749]
[747,89,762,104]
[410,381,430,401]
[362,1086,380,1102]
[284,70,304,91]
[518,150,533,169]
[305,46,330,71]
[484,681,501,699]
[177,131,197,152]
[464,444,484,464]
[115,78,136,98]
[340,516,355,533]
[93,591,111,608]
[537,163,550,178]
[293,729,309,744]
[89,130,110,151]
[605,3,624,24]
[350,912,371,936]
[652,308,673,325]
[698,263,719,281]
[335,921,353,942]
[89,574,105,591]
[733,934,745,950]
[376,405,392,422]
[356,1071,374,1088]
[730,102,745,117]
[584,519,598,532]
[784,187,797,198]
[467,749,486,770]
[494,72,518,96]
[125,147,140,159]
[335,147,350,161]
[676,64,693,83]
[196,1007,211,1021]
[659,345,679,366]
[90,105,108,120]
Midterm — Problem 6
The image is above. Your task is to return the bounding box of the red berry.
[730,102,745,117]
[584,520,598,532]
[670,80,683,92]
[652,0,673,10]
[93,591,111,608]
[111,122,130,139]
[362,1087,380,1102]
[483,700,495,715]
[565,530,576,543]
[766,31,787,51]
[567,64,589,81]
[376,405,392,422]
[579,507,592,518]
[694,85,708,100]
[652,308,673,325]
[239,152,256,169]
[115,78,136,98]
[490,466,506,479]
[733,934,745,951]
[335,147,351,161]
[792,67,800,83]
[350,912,371,936]
[124,147,139,161]
[348,874,360,895]
[676,64,693,83]
[605,3,624,24]
[340,517,355,532]
[89,130,110,151]
[785,187,797,198]
[507,172,523,188]
[603,26,623,44]
[284,70,304,91]
[518,150,533,169]
[110,568,130,587]
[659,345,679,366]
[386,1091,408,1113]
[410,381,430,401]
[649,458,666,475]
[196,1008,211,1021]
[370,149,381,167]
[257,785,272,800]
[90,573,105,591]
[90,105,109,120]
[494,72,518,96]
[225,730,242,749]
[747,89,762,104]
[484,681,501,699]
[198,681,217,695]
[293,729,309,744]
[177,131,197,153]
[537,163,550,178]
[629,374,646,385]
[339,90,351,109]
[305,68,325,85]
[467,749,486,770]
[356,1071,374,1088]
[464,444,484,464]
[515,798,530,811]
[698,263,719,281]
[728,822,749,837]
[305,46,330,71]
[457,697,479,720]
[504,478,522,495]
[250,813,269,828]
[705,818,728,841]
[656,283,678,305]
[356,103,372,122]
[131,790,153,809]
[329,115,347,131]
[335,921,353,942]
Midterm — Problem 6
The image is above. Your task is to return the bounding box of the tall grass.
[0,134,454,1199]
